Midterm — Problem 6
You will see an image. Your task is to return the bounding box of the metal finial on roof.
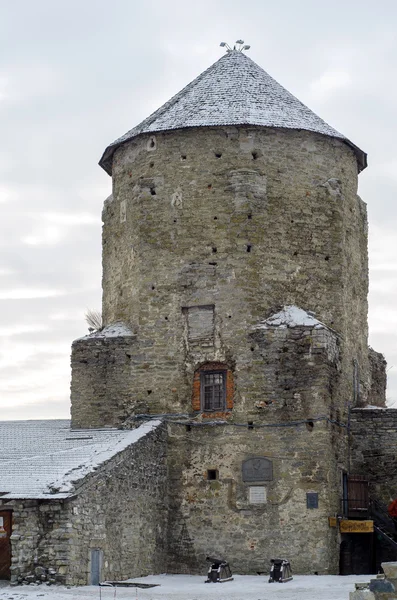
[220,40,250,53]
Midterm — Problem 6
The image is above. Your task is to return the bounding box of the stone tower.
[70,48,382,573]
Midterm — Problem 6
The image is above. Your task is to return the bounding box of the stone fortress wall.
[351,407,397,502]
[6,45,390,584]
[71,125,369,428]
[68,123,375,575]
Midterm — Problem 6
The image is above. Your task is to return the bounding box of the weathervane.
[220,40,251,53]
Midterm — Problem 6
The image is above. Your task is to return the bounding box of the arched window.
[192,362,234,413]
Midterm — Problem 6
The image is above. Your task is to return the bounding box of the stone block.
[382,562,397,580]
[349,591,375,600]
[369,578,395,593]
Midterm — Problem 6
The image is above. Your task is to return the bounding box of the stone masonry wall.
[367,347,387,407]
[167,421,341,575]
[71,332,140,428]
[5,499,71,585]
[71,125,369,428]
[351,408,397,502]
[248,323,340,419]
[8,422,168,586]
[166,324,345,575]
[67,123,371,577]
[65,421,168,585]
[6,501,42,583]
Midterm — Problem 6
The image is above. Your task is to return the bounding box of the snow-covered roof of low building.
[0,419,161,500]
[255,305,325,329]
[99,50,366,175]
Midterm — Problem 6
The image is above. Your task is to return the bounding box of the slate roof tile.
[0,419,160,499]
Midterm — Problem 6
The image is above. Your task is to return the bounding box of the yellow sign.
[339,520,374,533]
[328,517,337,528]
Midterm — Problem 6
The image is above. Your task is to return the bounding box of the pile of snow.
[256,305,325,329]
[0,573,373,600]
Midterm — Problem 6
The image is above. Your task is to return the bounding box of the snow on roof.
[99,50,366,175]
[77,322,134,341]
[354,405,388,410]
[255,305,325,330]
[0,419,161,499]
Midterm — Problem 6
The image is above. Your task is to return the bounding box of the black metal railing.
[340,497,370,518]
[339,495,397,551]
[370,498,396,533]
[370,498,397,551]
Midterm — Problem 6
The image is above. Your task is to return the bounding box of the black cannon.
[205,556,233,583]
[268,558,293,583]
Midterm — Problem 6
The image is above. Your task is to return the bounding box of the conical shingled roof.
[99,50,366,174]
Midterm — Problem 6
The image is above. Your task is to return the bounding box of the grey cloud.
[0,399,70,421]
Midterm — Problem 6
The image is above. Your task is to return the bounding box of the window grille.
[200,371,226,411]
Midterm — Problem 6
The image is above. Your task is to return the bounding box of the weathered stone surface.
[367,347,387,407]
[71,126,370,428]
[382,562,397,580]
[71,333,140,428]
[351,408,397,501]
[166,419,339,574]
[369,578,395,593]
[65,123,376,578]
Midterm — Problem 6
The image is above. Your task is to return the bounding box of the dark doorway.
[0,511,12,580]
[339,539,353,575]
[339,534,373,575]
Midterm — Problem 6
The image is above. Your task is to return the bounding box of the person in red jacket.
[388,499,397,518]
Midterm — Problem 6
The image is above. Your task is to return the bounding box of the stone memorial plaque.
[306,492,319,509]
[249,486,267,504]
[242,457,273,482]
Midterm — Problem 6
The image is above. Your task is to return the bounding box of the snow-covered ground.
[0,573,373,600]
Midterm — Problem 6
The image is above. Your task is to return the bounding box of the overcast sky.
[0,0,396,419]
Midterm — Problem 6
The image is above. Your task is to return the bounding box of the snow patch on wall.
[79,321,134,340]
[256,305,325,329]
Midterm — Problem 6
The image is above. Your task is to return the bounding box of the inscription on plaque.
[249,486,267,504]
[242,457,273,482]
[339,520,374,533]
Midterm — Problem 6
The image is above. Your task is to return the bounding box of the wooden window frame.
[200,370,226,412]
[191,362,234,413]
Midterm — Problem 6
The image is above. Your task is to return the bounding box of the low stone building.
[0,420,167,585]
[1,45,395,584]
